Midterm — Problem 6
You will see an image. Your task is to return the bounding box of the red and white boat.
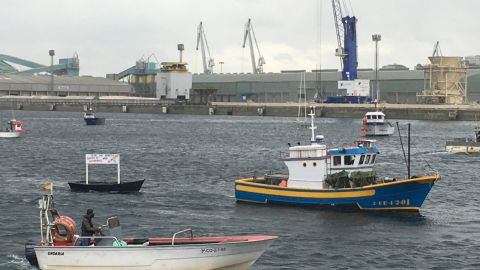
[27,188,276,270]
[0,119,21,138]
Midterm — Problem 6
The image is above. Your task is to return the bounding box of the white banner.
[86,154,120,165]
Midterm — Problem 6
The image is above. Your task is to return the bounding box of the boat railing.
[73,235,120,246]
[171,228,194,245]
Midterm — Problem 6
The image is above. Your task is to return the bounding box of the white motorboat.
[361,111,394,136]
[28,187,277,270]
[446,127,480,153]
[0,120,20,138]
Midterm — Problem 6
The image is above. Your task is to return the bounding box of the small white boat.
[361,111,394,136]
[446,127,480,153]
[0,120,20,138]
[28,188,276,270]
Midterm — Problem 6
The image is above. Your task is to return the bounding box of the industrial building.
[0,74,132,97]
[192,68,480,104]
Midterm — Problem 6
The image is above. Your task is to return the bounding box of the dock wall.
[1,98,480,121]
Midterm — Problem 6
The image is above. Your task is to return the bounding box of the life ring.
[51,216,77,243]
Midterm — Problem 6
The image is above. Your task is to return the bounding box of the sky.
[1,0,478,77]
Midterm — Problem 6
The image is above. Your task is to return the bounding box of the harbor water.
[0,111,479,269]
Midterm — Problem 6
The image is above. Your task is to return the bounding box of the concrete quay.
[208,102,480,121]
[2,97,480,121]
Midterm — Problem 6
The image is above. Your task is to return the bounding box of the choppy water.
[0,110,479,269]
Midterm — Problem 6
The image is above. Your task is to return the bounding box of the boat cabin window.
[367,115,372,119]
[359,155,365,165]
[371,154,376,164]
[378,115,383,120]
[365,155,371,164]
[333,156,341,166]
[372,115,377,119]
[344,155,355,166]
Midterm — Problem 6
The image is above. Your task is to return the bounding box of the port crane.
[242,18,265,74]
[331,0,357,81]
[196,22,215,74]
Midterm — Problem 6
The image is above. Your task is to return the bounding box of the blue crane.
[331,0,357,81]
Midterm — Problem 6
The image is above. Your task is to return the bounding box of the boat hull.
[364,123,395,136]
[68,180,145,192]
[84,117,105,125]
[235,175,439,211]
[0,131,20,138]
[446,140,480,153]
[324,96,371,104]
[33,236,276,270]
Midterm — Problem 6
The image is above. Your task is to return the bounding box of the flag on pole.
[40,182,53,191]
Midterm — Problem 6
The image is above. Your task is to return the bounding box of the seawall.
[1,98,480,121]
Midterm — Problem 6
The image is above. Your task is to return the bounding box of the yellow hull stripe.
[357,204,420,212]
[236,184,375,198]
[235,174,440,191]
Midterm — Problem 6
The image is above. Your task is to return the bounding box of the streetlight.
[49,49,55,96]
[219,61,224,73]
[372,34,381,102]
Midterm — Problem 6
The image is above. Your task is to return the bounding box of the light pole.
[372,34,381,102]
[49,49,55,96]
[219,61,224,73]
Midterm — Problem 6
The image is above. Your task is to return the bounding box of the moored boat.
[446,126,480,153]
[84,107,105,125]
[68,179,145,192]
[361,111,394,136]
[68,154,145,193]
[235,110,440,211]
[28,187,277,270]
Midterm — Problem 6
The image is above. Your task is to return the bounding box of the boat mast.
[407,123,411,179]
[309,109,317,142]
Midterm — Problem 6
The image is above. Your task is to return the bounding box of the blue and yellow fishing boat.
[235,111,440,211]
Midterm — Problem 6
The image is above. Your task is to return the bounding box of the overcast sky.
[2,0,478,76]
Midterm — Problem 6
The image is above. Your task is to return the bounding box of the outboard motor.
[25,240,39,267]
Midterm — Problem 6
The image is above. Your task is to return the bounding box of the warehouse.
[0,74,133,97]
[192,69,480,104]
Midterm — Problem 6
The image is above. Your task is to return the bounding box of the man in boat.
[80,209,100,246]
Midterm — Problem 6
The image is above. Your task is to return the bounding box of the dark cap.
[86,209,94,215]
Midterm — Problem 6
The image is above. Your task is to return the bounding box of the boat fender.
[51,216,77,243]
[279,180,287,187]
